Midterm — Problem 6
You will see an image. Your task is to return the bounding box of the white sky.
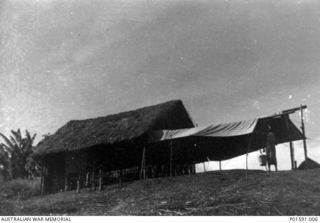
[1,0,320,170]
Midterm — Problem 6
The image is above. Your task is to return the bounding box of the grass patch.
[1,169,320,215]
[0,178,40,200]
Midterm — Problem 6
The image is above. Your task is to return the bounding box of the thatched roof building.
[35,100,194,156]
[35,100,195,193]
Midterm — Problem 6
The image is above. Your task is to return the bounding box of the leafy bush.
[0,178,40,200]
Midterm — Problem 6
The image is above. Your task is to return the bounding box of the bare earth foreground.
[1,169,320,216]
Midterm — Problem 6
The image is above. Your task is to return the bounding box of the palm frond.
[10,136,19,150]
[31,133,36,144]
[11,129,22,147]
[25,130,36,144]
[0,143,12,155]
[0,133,15,152]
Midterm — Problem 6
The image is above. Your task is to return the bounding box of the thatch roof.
[298,158,320,170]
[34,100,194,156]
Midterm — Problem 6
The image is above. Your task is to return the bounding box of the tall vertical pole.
[289,141,295,170]
[143,147,146,180]
[140,146,146,180]
[64,174,68,192]
[98,169,103,191]
[91,166,96,191]
[300,105,308,160]
[40,165,45,196]
[246,136,252,182]
[246,153,248,170]
[76,176,81,193]
[284,114,295,170]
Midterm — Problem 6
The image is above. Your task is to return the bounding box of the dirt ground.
[1,168,320,216]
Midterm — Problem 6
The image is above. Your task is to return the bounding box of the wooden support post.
[300,105,308,161]
[119,169,123,184]
[64,174,68,192]
[282,105,308,162]
[289,141,295,170]
[219,161,222,172]
[76,177,80,194]
[40,178,44,196]
[245,136,253,181]
[284,114,295,170]
[246,153,248,170]
[40,166,45,196]
[170,141,173,177]
[40,170,43,195]
[91,169,95,191]
[140,146,146,180]
[85,172,89,187]
[98,169,103,191]
[245,154,248,181]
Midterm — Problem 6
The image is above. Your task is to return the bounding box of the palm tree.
[0,147,10,180]
[0,129,36,179]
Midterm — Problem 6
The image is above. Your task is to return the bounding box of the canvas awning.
[150,119,258,141]
[147,114,304,162]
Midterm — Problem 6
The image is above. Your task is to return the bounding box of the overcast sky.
[1,0,320,170]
